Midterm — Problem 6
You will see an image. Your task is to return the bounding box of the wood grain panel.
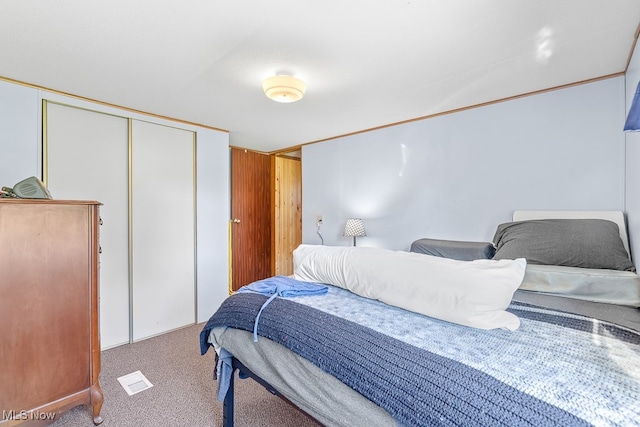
[272,156,302,276]
[231,148,272,291]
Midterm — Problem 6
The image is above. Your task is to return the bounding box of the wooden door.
[272,155,302,276]
[231,148,272,291]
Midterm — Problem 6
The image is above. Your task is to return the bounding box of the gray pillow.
[410,238,496,261]
[493,219,635,272]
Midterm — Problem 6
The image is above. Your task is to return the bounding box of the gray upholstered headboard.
[512,210,630,258]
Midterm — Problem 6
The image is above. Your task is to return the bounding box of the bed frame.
[222,357,314,427]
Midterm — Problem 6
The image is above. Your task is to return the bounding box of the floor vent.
[117,370,153,396]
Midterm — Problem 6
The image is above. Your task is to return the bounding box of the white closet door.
[45,102,130,349]
[131,120,195,341]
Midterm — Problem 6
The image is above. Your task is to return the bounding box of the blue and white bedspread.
[200,285,640,427]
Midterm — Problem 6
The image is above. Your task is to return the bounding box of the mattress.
[209,326,396,426]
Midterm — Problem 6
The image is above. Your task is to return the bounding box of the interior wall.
[0,80,40,187]
[625,40,640,263]
[196,128,230,322]
[303,77,626,251]
[0,79,230,333]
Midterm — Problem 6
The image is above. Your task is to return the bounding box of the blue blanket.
[201,290,640,426]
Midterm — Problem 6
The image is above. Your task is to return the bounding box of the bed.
[200,211,640,427]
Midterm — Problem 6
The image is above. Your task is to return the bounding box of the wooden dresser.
[0,199,103,426]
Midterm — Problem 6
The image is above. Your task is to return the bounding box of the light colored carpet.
[51,323,322,427]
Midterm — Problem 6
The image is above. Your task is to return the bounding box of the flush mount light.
[262,75,306,103]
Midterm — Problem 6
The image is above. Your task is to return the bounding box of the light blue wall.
[0,80,40,186]
[625,41,640,262]
[303,77,626,251]
[196,128,231,322]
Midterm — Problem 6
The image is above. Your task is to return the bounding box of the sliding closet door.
[131,120,195,341]
[45,102,130,349]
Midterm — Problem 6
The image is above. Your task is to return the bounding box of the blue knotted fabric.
[236,275,328,341]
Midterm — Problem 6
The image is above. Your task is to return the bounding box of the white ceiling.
[1,1,639,153]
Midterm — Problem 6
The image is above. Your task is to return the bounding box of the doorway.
[230,148,272,291]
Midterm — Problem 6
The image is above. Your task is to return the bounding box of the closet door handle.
[232,218,241,224]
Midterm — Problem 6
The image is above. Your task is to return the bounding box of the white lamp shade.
[343,218,366,237]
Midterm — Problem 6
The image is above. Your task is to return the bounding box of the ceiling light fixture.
[262,75,306,103]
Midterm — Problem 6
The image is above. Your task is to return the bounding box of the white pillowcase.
[293,244,526,330]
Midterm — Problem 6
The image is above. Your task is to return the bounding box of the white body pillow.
[293,244,526,331]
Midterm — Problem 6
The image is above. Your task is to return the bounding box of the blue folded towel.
[237,275,328,341]
[237,275,329,297]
